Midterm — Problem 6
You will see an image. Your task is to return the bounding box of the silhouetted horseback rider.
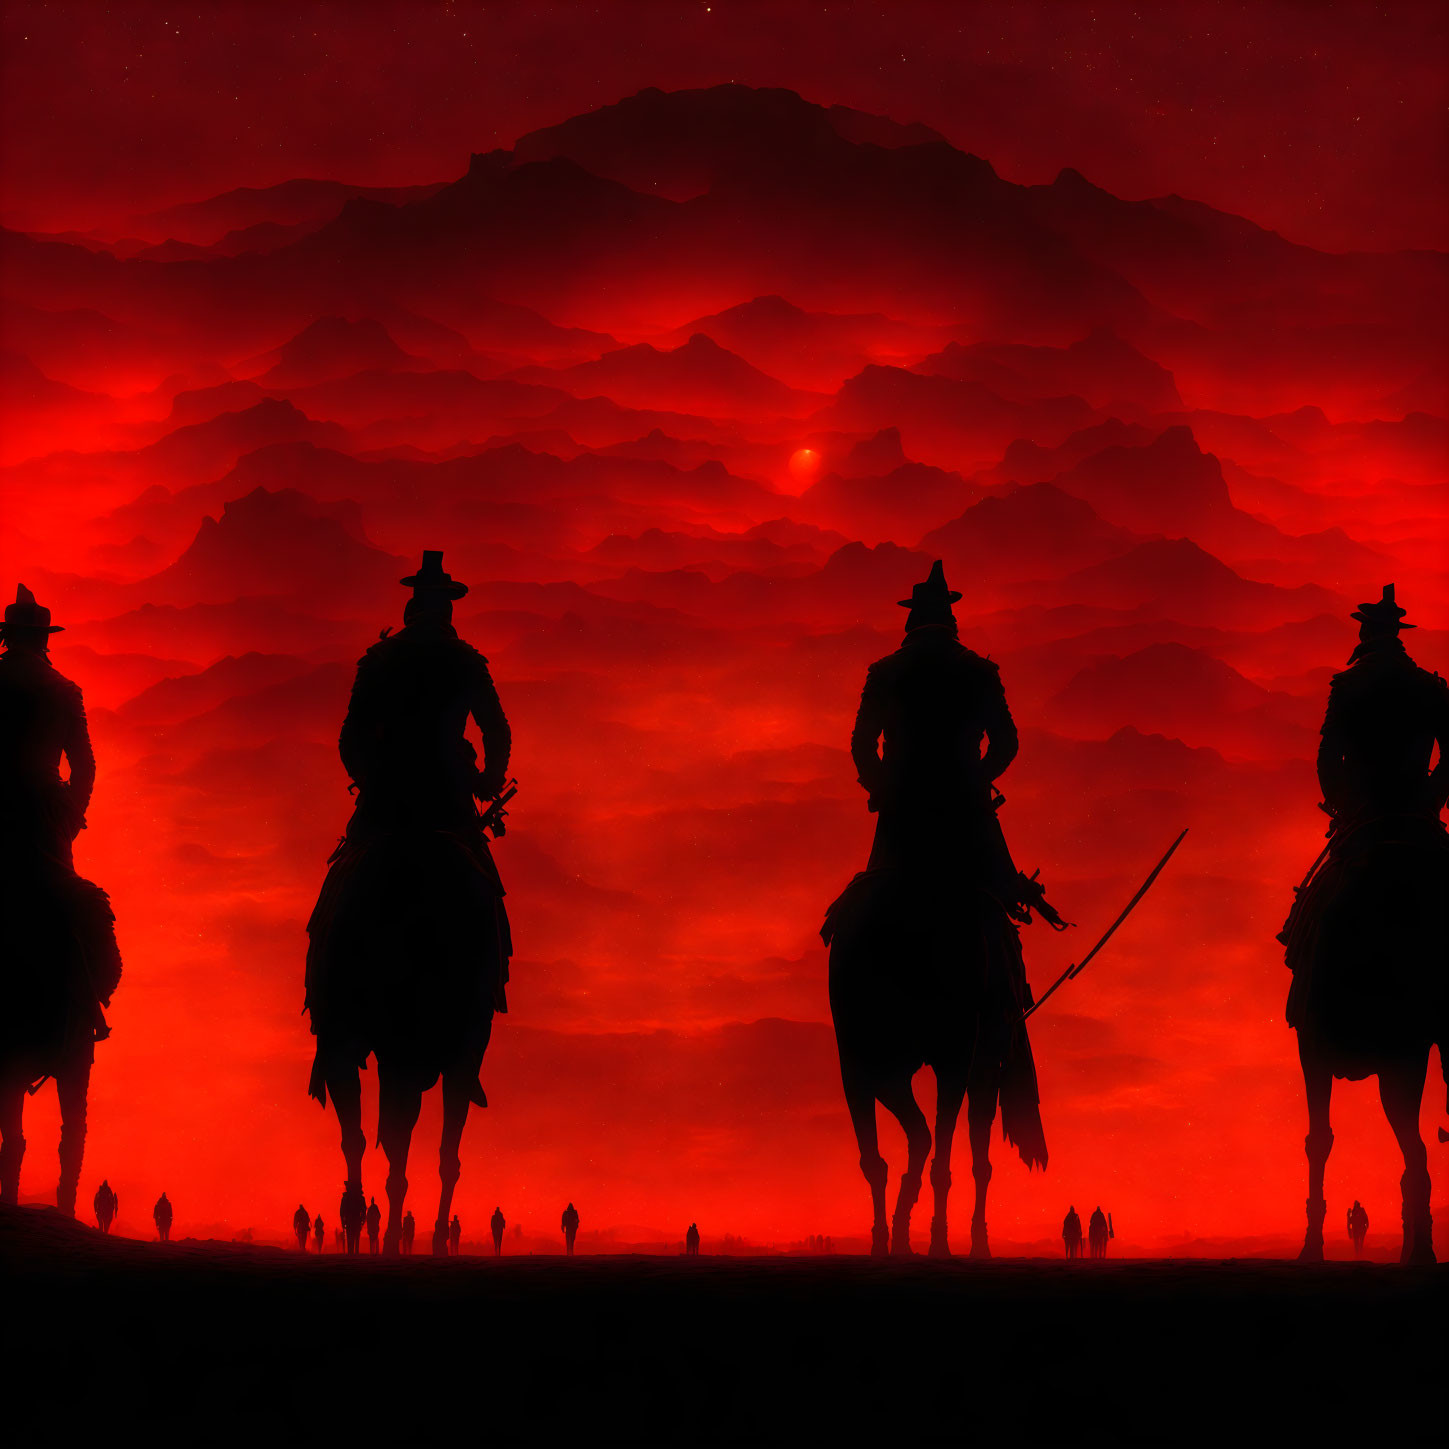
[1088,1205,1109,1258]
[367,1197,381,1254]
[1281,585,1448,1264]
[0,586,122,1216]
[305,550,513,1251]
[1347,1200,1369,1257]
[824,562,1050,1254]
[491,1205,505,1256]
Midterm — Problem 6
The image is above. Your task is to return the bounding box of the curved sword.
[1023,829,1188,1021]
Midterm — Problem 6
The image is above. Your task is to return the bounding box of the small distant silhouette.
[1347,1200,1369,1257]
[293,1203,311,1252]
[1280,585,1447,1264]
[340,1181,366,1254]
[366,1197,381,1254]
[685,1223,700,1256]
[313,1215,325,1254]
[1088,1206,1111,1259]
[93,1179,117,1234]
[448,1214,461,1256]
[153,1192,173,1243]
[401,1208,415,1256]
[562,1202,579,1255]
[305,551,515,1258]
[823,562,1050,1258]
[0,587,123,1218]
[491,1206,505,1256]
[1062,1206,1082,1259]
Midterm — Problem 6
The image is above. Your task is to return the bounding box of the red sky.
[3,0,1446,252]
[1,3,1446,1255]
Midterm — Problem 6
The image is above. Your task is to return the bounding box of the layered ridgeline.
[1,85,1444,1251]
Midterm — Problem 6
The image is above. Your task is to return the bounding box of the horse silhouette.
[1281,587,1448,1263]
[306,552,513,1256]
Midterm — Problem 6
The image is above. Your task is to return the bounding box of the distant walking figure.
[334,1228,345,1252]
[294,1204,311,1251]
[153,1192,173,1243]
[1347,1200,1369,1257]
[562,1202,579,1255]
[1088,1206,1109,1258]
[491,1206,505,1256]
[313,1215,325,1254]
[448,1214,461,1256]
[0,587,123,1217]
[306,551,515,1257]
[366,1197,381,1254]
[1063,1206,1082,1259]
[340,1181,366,1254]
[93,1179,117,1234]
[823,562,1055,1257]
[401,1209,415,1256]
[1279,586,1447,1264]
[685,1223,701,1256]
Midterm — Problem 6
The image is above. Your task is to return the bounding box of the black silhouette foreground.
[1279,586,1448,1264]
[0,587,123,1216]
[153,1192,172,1242]
[823,562,1052,1257]
[4,1211,1437,1447]
[306,552,514,1257]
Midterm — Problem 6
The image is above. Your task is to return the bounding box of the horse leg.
[1379,1052,1433,1265]
[842,1071,890,1256]
[1297,1035,1333,1262]
[377,1065,422,1256]
[55,1056,92,1218]
[877,1079,931,1257]
[0,1078,24,1206]
[324,1051,367,1196]
[965,1065,999,1261]
[928,1070,967,1259]
[433,1070,471,1257]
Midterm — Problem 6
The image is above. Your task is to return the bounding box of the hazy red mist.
[1,6,1446,1255]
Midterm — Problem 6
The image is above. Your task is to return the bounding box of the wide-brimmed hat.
[1352,583,1414,630]
[898,559,962,611]
[399,550,468,600]
[0,583,64,639]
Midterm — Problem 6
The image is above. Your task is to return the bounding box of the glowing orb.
[788,447,821,481]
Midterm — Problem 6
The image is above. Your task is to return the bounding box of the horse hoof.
[871,1226,890,1258]
[969,1228,991,1261]
[890,1234,914,1258]
[928,1237,951,1259]
[1297,1240,1324,1263]
[432,1229,450,1257]
[383,1230,401,1256]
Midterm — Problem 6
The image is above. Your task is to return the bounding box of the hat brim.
[1351,609,1413,627]
[897,591,962,608]
[0,622,64,635]
[399,575,468,599]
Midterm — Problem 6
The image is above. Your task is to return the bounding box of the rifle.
[478,779,518,837]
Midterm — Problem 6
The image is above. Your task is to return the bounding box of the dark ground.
[2,1206,1442,1445]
